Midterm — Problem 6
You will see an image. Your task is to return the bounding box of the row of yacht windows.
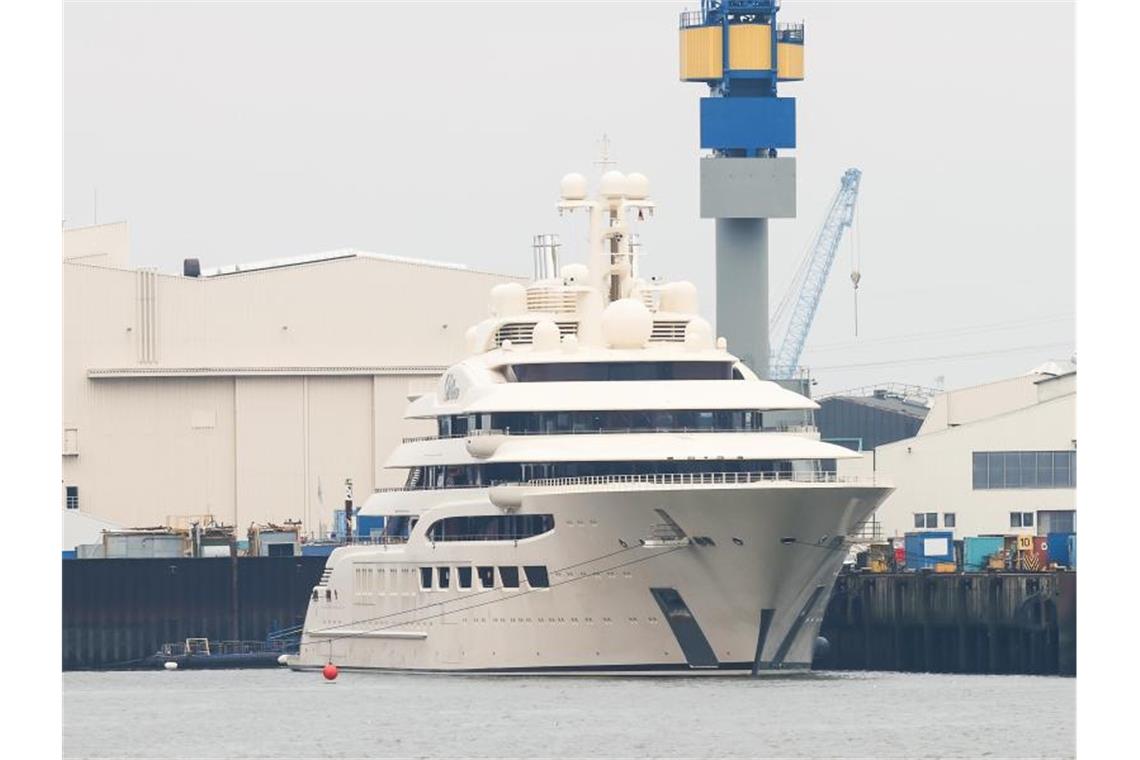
[438,410,778,437]
[404,459,830,489]
[426,514,554,542]
[508,361,737,383]
[421,565,550,590]
[348,564,551,598]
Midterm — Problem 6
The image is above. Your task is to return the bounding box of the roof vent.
[183,258,201,278]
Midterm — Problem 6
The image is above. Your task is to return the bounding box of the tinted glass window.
[511,361,734,382]
[419,567,432,590]
[427,514,555,542]
[499,566,520,588]
[477,566,495,588]
[457,566,472,589]
[972,453,987,489]
[524,566,550,588]
[437,566,450,589]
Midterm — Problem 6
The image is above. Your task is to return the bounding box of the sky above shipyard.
[64,1,1075,394]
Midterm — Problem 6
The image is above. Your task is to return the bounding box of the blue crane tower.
[679,0,804,377]
[769,168,862,379]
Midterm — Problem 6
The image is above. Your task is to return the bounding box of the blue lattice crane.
[769,168,862,379]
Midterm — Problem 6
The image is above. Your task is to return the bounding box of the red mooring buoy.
[322,663,338,681]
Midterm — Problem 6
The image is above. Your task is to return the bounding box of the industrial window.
[1009,512,1035,528]
[419,567,433,590]
[913,513,938,529]
[477,566,495,589]
[524,566,550,588]
[499,566,520,588]
[973,452,1075,489]
[943,513,956,528]
[65,486,79,510]
[457,566,473,589]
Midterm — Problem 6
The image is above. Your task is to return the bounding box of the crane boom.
[769,168,862,379]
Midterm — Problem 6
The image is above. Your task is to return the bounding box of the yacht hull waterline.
[290,482,890,674]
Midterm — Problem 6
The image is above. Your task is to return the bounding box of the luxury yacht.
[291,169,891,675]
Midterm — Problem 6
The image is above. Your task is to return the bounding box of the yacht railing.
[372,471,880,494]
[521,471,874,488]
[401,425,817,444]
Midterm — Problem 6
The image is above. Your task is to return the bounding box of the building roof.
[823,393,930,420]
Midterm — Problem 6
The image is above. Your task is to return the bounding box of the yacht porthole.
[732,537,744,546]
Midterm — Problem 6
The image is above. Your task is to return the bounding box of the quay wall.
[62,557,326,669]
[817,571,1076,676]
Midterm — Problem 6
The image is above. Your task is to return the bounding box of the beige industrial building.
[63,222,522,536]
[865,366,1077,539]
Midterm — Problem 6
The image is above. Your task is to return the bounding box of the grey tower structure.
[680,1,803,377]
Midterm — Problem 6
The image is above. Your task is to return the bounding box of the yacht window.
[477,566,495,589]
[426,514,555,542]
[419,567,433,590]
[437,566,451,589]
[457,566,473,589]
[499,566,520,588]
[524,566,550,588]
[510,361,734,382]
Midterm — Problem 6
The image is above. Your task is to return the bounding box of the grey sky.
[64,1,1075,393]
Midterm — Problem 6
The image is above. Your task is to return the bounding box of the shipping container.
[357,515,384,538]
[1047,532,1075,568]
[964,536,1006,572]
[903,531,954,570]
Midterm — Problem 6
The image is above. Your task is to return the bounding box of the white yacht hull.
[292,481,891,675]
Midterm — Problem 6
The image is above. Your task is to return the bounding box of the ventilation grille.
[494,321,579,347]
[649,320,689,343]
[526,288,578,314]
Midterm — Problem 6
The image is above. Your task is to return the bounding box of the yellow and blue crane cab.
[679,0,804,157]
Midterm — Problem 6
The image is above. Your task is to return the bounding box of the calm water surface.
[64,669,1074,759]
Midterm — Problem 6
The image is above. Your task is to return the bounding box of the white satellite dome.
[560,172,588,201]
[490,282,527,317]
[660,281,698,314]
[683,317,714,350]
[599,170,628,199]
[561,263,589,285]
[532,319,561,351]
[601,298,653,349]
[626,172,649,200]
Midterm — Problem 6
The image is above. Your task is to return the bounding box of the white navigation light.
[626,172,650,200]
[599,170,628,199]
[560,172,588,201]
[683,316,714,351]
[601,298,653,349]
[660,281,698,314]
[532,319,561,351]
[490,282,527,317]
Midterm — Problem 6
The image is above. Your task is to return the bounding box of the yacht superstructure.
[291,169,891,675]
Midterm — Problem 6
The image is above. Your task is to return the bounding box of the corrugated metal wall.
[62,557,326,670]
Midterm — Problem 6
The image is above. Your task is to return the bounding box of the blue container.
[301,543,338,557]
[964,536,1006,572]
[1047,532,1075,568]
[357,515,384,538]
[904,531,954,570]
[1068,534,1076,570]
[62,550,77,560]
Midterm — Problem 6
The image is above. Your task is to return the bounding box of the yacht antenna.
[594,134,616,176]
